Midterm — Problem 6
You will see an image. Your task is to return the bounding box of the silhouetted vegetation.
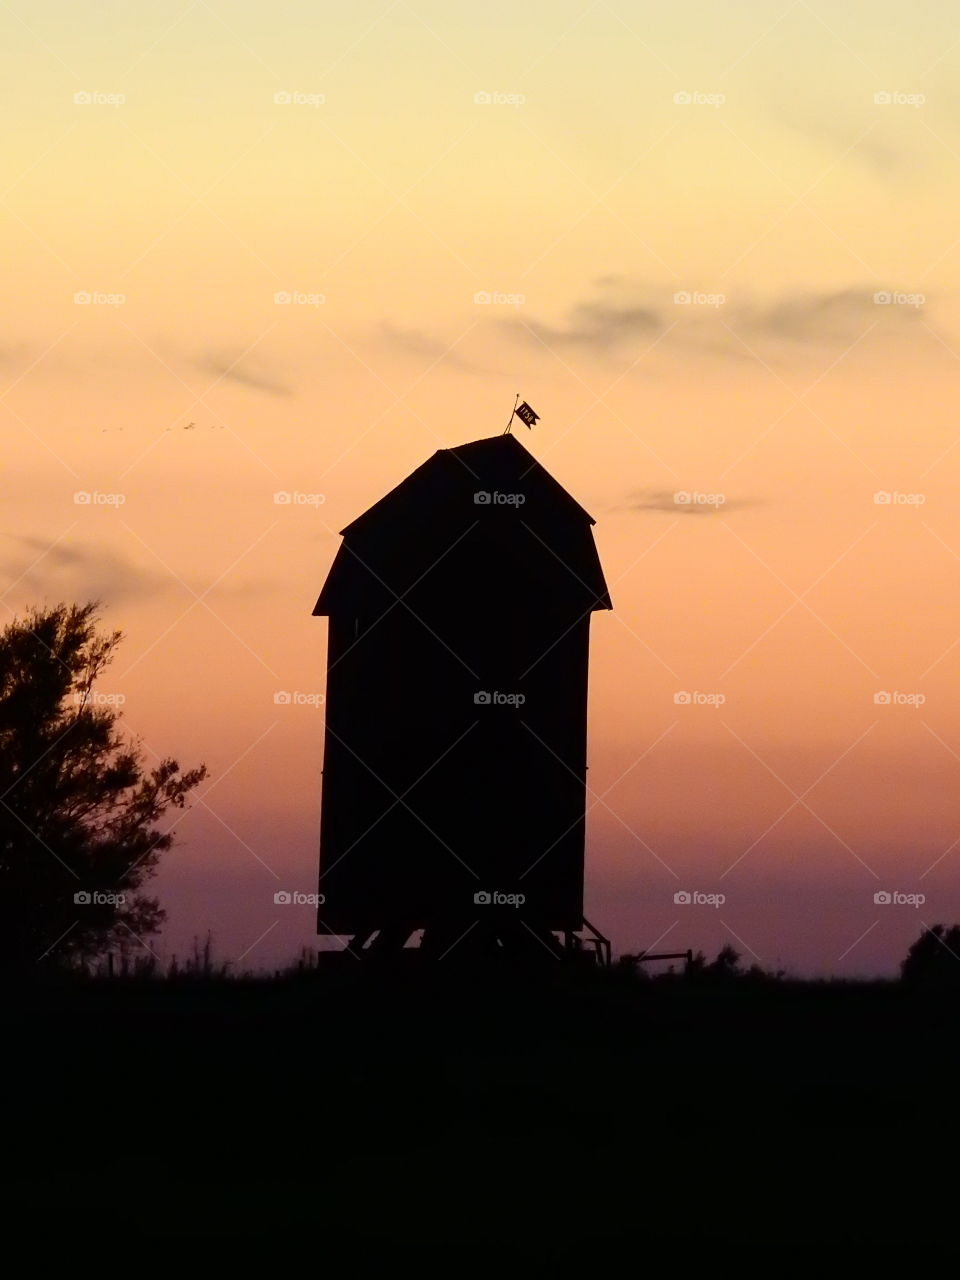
[0,602,206,974]
[686,943,742,979]
[5,938,960,1241]
[901,923,960,988]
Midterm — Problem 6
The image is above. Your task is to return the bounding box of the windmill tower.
[313,434,612,959]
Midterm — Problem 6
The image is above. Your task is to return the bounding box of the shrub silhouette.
[685,944,743,980]
[0,602,206,974]
[709,944,742,978]
[901,924,960,988]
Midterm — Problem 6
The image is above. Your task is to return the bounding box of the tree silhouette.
[0,602,206,973]
[901,924,960,988]
[709,944,742,979]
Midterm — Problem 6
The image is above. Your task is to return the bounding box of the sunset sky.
[4,0,960,974]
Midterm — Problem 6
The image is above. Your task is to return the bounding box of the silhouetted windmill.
[313,433,612,960]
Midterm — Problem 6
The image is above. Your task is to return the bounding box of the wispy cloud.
[773,106,907,176]
[375,323,492,374]
[510,277,927,359]
[194,351,293,397]
[2,536,266,604]
[2,536,170,604]
[519,300,661,350]
[623,490,763,516]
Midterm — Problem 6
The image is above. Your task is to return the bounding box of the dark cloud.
[2,536,171,604]
[513,279,926,358]
[374,277,930,378]
[740,288,920,342]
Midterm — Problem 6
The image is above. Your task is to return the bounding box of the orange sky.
[4,1,960,973]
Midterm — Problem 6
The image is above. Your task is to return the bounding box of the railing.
[621,949,694,973]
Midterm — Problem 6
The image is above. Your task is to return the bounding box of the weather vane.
[503,395,540,434]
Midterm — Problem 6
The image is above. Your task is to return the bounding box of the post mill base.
[344,917,611,966]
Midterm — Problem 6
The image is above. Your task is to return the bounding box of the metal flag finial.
[503,396,539,434]
[503,394,520,435]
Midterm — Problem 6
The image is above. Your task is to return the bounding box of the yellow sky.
[4,1,960,973]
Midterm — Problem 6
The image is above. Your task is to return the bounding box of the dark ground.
[4,960,959,1246]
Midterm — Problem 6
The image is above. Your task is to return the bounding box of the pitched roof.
[340,435,597,536]
[314,434,611,615]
